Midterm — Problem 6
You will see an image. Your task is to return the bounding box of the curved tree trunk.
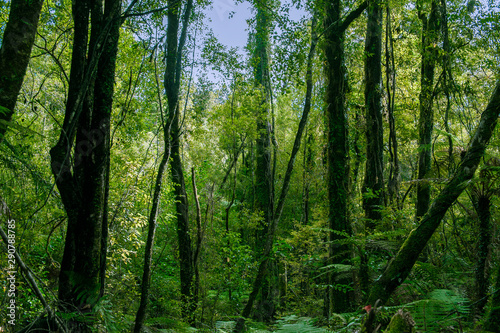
[386,4,400,207]
[135,1,194,327]
[367,78,500,306]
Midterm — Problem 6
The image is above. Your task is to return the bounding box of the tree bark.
[360,0,384,298]
[135,1,194,326]
[367,78,500,306]
[416,0,440,219]
[49,0,121,329]
[0,0,44,142]
[253,0,274,249]
[323,0,367,316]
[441,0,454,173]
[386,4,400,207]
[252,0,275,322]
[302,132,313,225]
[362,0,384,225]
[134,153,170,333]
[192,167,203,305]
[164,0,195,322]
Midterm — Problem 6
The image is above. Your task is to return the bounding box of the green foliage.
[1,0,499,331]
[406,289,471,332]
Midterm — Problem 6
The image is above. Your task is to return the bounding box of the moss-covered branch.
[367,78,500,305]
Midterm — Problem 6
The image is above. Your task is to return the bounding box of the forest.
[0,0,499,331]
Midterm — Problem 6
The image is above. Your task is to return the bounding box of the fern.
[407,288,470,331]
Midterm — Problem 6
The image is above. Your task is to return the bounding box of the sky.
[204,0,307,50]
[200,0,307,83]
[206,0,253,49]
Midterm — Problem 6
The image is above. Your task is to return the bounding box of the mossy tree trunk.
[323,0,367,316]
[385,4,400,207]
[362,0,384,226]
[416,0,440,219]
[360,0,384,296]
[252,0,275,322]
[134,153,171,333]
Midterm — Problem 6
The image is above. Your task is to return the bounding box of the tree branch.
[121,5,168,20]
[340,1,368,32]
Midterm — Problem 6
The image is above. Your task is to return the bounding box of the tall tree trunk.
[362,0,384,226]
[367,78,500,306]
[416,0,440,219]
[323,0,368,316]
[302,131,313,225]
[441,0,454,174]
[49,0,121,329]
[386,4,400,207]
[360,0,384,297]
[0,0,44,142]
[324,1,349,316]
[253,0,273,251]
[164,0,195,322]
[192,167,204,305]
[252,0,275,322]
[134,152,170,333]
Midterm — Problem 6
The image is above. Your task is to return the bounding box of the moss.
[384,309,415,333]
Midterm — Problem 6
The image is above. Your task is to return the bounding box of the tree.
[469,159,500,314]
[385,3,400,206]
[416,0,440,219]
[49,0,121,329]
[0,0,44,142]
[360,0,384,295]
[322,0,367,316]
[362,0,384,226]
[367,77,500,306]
[251,0,276,322]
[164,0,196,322]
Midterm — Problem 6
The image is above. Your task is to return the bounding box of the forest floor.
[151,315,328,332]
